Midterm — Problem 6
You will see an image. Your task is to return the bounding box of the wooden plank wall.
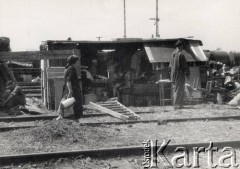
[46,67,65,109]
[0,49,81,110]
[0,50,80,61]
[54,78,65,110]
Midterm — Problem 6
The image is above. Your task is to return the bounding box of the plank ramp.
[90,101,140,121]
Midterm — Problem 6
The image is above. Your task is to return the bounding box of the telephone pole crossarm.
[149,0,160,37]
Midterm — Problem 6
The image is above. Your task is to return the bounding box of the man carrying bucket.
[56,55,83,122]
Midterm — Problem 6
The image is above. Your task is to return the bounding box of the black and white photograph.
[0,0,240,168]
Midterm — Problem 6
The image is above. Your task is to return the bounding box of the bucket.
[61,97,75,108]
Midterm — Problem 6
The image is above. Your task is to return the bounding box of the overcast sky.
[0,0,239,52]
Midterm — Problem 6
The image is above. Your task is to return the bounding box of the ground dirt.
[1,103,240,168]
[0,104,240,155]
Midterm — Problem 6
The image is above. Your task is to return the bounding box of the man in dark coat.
[57,55,83,122]
[170,40,190,109]
[2,80,25,106]
[1,80,26,115]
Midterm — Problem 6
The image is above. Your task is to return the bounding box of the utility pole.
[96,36,102,41]
[123,0,126,38]
[150,0,160,38]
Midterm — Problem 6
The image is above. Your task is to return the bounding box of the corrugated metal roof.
[42,38,206,63]
[43,38,203,46]
[144,41,207,63]
[144,45,173,62]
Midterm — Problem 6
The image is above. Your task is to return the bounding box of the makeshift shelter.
[40,38,207,109]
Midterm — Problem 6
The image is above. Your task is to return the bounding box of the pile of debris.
[206,60,240,103]
[29,120,110,144]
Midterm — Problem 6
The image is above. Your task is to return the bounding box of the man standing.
[170,40,190,109]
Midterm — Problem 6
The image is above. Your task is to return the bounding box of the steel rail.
[0,120,159,132]
[0,111,153,123]
[2,115,240,132]
[161,115,240,123]
[0,140,240,166]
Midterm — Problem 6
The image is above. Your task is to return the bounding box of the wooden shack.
[0,50,81,107]
[40,38,207,109]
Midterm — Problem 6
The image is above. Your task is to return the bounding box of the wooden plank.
[47,73,64,79]
[90,102,128,121]
[0,51,41,61]
[114,101,141,119]
[47,67,65,72]
[115,110,130,113]
[119,113,131,115]
[46,67,65,78]
[25,93,42,97]
[0,49,80,61]
[108,108,127,111]
[42,59,48,106]
[99,101,119,104]
[121,113,131,115]
[99,103,119,105]
[102,105,122,108]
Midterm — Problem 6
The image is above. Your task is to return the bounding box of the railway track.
[1,115,240,132]
[1,106,240,167]
[1,140,240,166]
[0,111,153,123]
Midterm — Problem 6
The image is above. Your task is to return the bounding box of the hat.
[175,40,184,47]
[67,55,79,64]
